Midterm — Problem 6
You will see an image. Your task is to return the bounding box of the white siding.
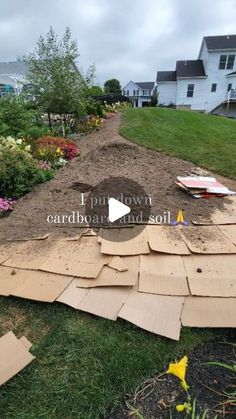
[159,38,236,113]
[157,82,177,105]
[122,80,155,107]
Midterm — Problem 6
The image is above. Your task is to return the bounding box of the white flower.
[25,145,31,152]
[16,139,23,145]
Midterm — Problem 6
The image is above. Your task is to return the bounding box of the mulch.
[1,113,236,242]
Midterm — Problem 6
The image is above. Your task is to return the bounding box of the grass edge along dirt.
[120,107,236,179]
[0,296,216,419]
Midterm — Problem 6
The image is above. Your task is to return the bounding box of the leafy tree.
[89,85,103,96]
[24,27,88,136]
[104,78,121,94]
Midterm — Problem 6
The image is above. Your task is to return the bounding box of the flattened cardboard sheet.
[75,256,139,288]
[0,331,34,386]
[108,256,128,272]
[78,286,131,320]
[180,225,236,254]
[0,243,18,265]
[183,254,236,297]
[3,240,54,270]
[147,226,190,255]
[192,208,236,226]
[0,266,26,296]
[40,236,111,278]
[10,270,72,302]
[56,279,89,309]
[119,287,184,340]
[218,225,236,245]
[100,226,150,256]
[139,254,189,296]
[181,297,236,327]
[19,336,32,351]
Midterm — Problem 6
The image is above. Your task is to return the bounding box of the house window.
[227,55,235,70]
[228,83,232,92]
[143,90,146,96]
[219,54,235,70]
[211,83,217,92]
[126,90,129,96]
[187,84,194,97]
[219,55,227,69]
[133,90,136,96]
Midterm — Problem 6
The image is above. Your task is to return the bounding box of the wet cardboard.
[139,254,189,296]
[100,226,150,255]
[181,297,236,327]
[183,254,236,297]
[180,225,236,254]
[119,286,184,340]
[0,331,35,386]
[147,225,190,255]
[40,236,111,278]
[75,256,139,288]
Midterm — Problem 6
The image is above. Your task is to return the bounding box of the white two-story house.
[121,81,155,107]
[0,60,27,96]
[156,34,236,116]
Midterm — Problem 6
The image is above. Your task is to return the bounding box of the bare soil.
[1,113,236,242]
[109,335,236,418]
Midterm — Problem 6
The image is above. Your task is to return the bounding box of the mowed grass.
[0,297,215,419]
[120,107,236,179]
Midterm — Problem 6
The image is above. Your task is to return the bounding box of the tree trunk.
[48,112,52,130]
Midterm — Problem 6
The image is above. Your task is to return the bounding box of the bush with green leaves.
[0,97,49,139]
[0,146,54,198]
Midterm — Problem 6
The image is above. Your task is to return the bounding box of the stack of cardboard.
[0,196,236,341]
[176,176,236,198]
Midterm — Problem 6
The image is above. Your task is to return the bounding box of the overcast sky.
[0,0,236,86]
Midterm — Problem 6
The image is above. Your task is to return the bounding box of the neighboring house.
[0,60,27,96]
[122,81,155,107]
[156,34,236,116]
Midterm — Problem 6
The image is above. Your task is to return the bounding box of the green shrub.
[0,97,49,139]
[0,146,53,198]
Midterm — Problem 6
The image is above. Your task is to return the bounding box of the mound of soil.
[109,337,236,418]
[0,114,236,242]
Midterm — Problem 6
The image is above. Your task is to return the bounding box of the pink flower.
[0,198,16,212]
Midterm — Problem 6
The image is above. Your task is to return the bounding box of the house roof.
[227,71,236,76]
[135,81,154,89]
[0,75,16,85]
[204,35,236,50]
[176,60,206,78]
[156,71,177,82]
[0,61,27,76]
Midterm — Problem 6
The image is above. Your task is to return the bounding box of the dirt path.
[1,113,236,242]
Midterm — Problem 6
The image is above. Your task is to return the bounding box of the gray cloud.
[0,0,236,87]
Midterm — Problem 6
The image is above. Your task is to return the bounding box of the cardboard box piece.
[100,226,150,255]
[147,225,190,255]
[181,297,236,327]
[119,286,184,340]
[139,254,189,296]
[0,331,34,386]
[183,254,236,297]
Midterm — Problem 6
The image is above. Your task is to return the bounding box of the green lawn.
[0,297,214,419]
[120,107,236,179]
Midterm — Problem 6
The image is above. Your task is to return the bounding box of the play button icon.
[85,176,151,241]
[108,198,131,223]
